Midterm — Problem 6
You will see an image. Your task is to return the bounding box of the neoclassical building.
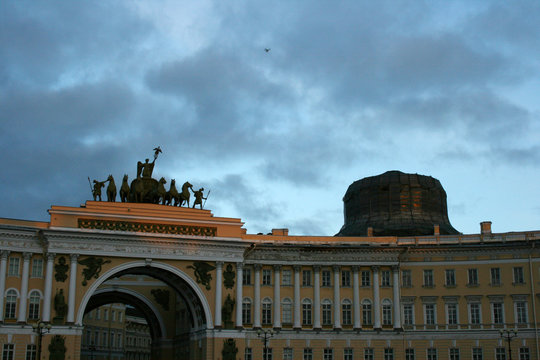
[0,170,538,360]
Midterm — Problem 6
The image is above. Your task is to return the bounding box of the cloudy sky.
[1,1,539,236]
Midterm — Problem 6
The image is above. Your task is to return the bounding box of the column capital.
[392,265,400,272]
[371,265,380,272]
[254,264,262,270]
[332,265,341,272]
[46,253,56,261]
[293,265,301,272]
[236,262,243,270]
[23,252,32,261]
[273,264,281,271]
[215,261,224,267]
[313,265,321,272]
[0,251,10,260]
[352,265,360,272]
[70,254,79,261]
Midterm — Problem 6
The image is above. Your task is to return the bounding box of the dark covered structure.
[337,170,460,237]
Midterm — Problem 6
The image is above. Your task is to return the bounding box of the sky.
[1,1,539,236]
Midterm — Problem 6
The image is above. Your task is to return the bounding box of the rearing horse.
[119,174,130,202]
[179,181,192,207]
[106,175,116,202]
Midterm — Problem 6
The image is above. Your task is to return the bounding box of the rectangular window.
[472,348,483,360]
[282,301,292,324]
[303,348,313,360]
[381,270,391,287]
[302,302,312,325]
[26,344,36,360]
[361,271,370,287]
[282,270,292,286]
[344,348,353,360]
[243,268,252,285]
[364,348,374,360]
[520,347,530,360]
[405,349,415,360]
[263,348,272,360]
[447,303,458,325]
[516,301,528,324]
[493,302,504,324]
[96,309,101,320]
[283,348,293,360]
[470,303,481,324]
[31,259,43,278]
[323,348,333,360]
[402,270,412,287]
[262,302,272,325]
[445,269,456,286]
[382,303,392,325]
[342,270,351,287]
[118,312,122,322]
[322,270,331,287]
[102,332,107,347]
[117,333,122,348]
[8,257,19,276]
[403,304,414,325]
[449,348,460,360]
[322,303,332,325]
[491,268,501,285]
[242,301,252,324]
[468,269,479,285]
[302,270,312,286]
[424,304,436,325]
[427,348,437,360]
[514,267,525,284]
[423,270,434,287]
[262,269,272,285]
[342,302,352,325]
[104,309,109,320]
[362,302,372,325]
[384,348,394,360]
[112,310,116,322]
[244,348,252,360]
[110,332,115,347]
[3,344,14,360]
[495,347,506,360]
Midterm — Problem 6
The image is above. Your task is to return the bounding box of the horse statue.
[131,178,144,203]
[119,175,130,202]
[179,181,193,207]
[165,179,179,206]
[156,177,167,205]
[106,175,116,202]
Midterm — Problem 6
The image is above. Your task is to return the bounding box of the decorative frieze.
[78,218,217,237]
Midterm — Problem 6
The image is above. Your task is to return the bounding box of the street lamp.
[499,328,518,360]
[32,321,51,360]
[257,329,274,360]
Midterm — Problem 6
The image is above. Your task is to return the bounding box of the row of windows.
[86,308,124,322]
[3,289,42,320]
[83,329,124,348]
[242,347,530,360]
[404,267,526,288]
[6,257,44,278]
[2,344,36,360]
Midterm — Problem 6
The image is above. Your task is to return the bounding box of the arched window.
[282,298,292,324]
[262,298,272,325]
[5,289,17,319]
[382,298,392,325]
[342,299,352,325]
[28,290,41,320]
[302,299,312,325]
[362,299,372,325]
[242,298,252,324]
[322,299,332,325]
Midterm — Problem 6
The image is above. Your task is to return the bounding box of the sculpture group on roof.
[89,147,208,209]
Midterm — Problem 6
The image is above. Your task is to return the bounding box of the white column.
[235,262,243,328]
[214,262,223,328]
[372,266,381,329]
[353,266,361,329]
[67,254,78,323]
[313,266,321,329]
[0,251,10,321]
[253,264,261,328]
[392,266,401,329]
[17,252,32,322]
[42,253,55,322]
[293,266,301,329]
[333,265,341,329]
[273,265,281,329]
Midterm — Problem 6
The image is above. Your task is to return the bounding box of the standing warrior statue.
[90,178,107,201]
[191,187,208,209]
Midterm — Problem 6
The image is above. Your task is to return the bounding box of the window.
[342,299,352,325]
[322,299,332,325]
[491,268,501,285]
[344,348,353,360]
[495,347,506,360]
[427,348,437,360]
[472,348,483,360]
[514,267,525,284]
[96,309,101,320]
[520,347,530,360]
[104,308,109,320]
[283,348,293,360]
[262,269,272,285]
[362,299,372,325]
[492,302,504,324]
[5,289,17,319]
[302,299,312,325]
[423,270,434,287]
[364,348,374,360]
[110,332,115,347]
[243,268,252,285]
[118,311,123,322]
[382,299,392,325]
[405,348,415,360]
[469,303,481,324]
[3,344,14,360]
[342,271,351,287]
[102,332,107,347]
[244,348,252,360]
[445,269,456,286]
[28,291,41,320]
[282,270,292,286]
[446,303,457,325]
[26,344,36,360]
[323,348,333,360]
[516,301,528,324]
[282,298,292,324]
[424,304,436,325]
[262,298,272,324]
[31,259,43,278]
[117,333,122,348]
[384,348,394,360]
[112,310,116,322]
[302,270,312,286]
[263,348,273,360]
[94,331,99,346]
[361,271,370,287]
[468,269,479,286]
[322,270,331,287]
[303,348,313,360]
[403,304,414,325]
[242,298,252,324]
[402,270,412,287]
[381,270,391,287]
[449,348,460,360]
[8,257,19,276]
